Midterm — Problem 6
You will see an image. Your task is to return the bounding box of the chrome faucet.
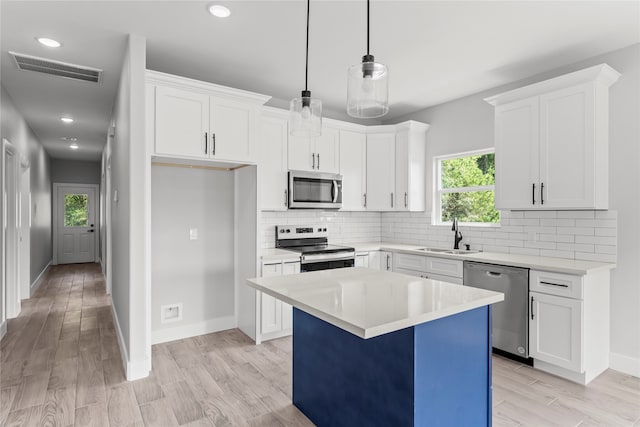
[452,217,463,250]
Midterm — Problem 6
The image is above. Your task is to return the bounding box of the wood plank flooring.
[1,263,639,426]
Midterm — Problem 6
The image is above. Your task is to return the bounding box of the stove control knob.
[323,228,327,232]
[279,229,285,233]
[286,229,291,233]
[317,228,321,232]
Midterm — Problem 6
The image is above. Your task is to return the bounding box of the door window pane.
[64,194,89,227]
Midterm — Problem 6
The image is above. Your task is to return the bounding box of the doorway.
[3,139,20,320]
[53,183,99,264]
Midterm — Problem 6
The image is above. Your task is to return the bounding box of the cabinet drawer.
[425,257,463,278]
[395,253,428,271]
[530,270,582,299]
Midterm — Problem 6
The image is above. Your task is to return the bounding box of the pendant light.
[347,0,389,118]
[290,0,322,137]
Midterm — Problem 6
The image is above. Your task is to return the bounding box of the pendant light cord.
[305,0,310,92]
[366,0,370,56]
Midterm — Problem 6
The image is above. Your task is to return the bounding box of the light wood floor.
[1,264,639,426]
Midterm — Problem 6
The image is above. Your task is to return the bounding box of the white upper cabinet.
[366,130,396,211]
[155,85,210,159]
[395,121,428,211]
[260,109,289,211]
[289,124,340,173]
[147,70,270,164]
[339,129,367,210]
[486,64,620,210]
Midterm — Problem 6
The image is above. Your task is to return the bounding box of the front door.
[56,185,97,264]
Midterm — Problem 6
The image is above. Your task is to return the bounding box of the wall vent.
[9,51,103,83]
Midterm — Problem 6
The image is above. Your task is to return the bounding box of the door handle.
[532,183,536,205]
[204,132,208,154]
[312,153,316,169]
[540,182,544,205]
[486,271,503,277]
[530,296,535,320]
[404,192,408,208]
[212,134,216,156]
[332,181,338,203]
[88,229,95,233]
[284,189,288,207]
[390,192,394,208]
[363,193,367,208]
[317,154,320,169]
[386,254,390,270]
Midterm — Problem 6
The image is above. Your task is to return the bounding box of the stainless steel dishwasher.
[464,261,530,361]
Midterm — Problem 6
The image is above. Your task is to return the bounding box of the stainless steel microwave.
[288,171,343,209]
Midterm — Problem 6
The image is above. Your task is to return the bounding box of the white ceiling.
[2,1,639,162]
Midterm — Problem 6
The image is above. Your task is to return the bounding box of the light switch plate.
[189,228,198,240]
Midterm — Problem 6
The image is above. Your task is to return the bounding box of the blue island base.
[292,307,492,427]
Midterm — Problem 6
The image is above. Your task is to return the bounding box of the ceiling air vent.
[9,51,103,83]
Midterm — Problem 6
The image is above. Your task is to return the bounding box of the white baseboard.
[0,320,7,341]
[610,352,640,378]
[151,316,236,345]
[30,260,52,296]
[111,304,150,381]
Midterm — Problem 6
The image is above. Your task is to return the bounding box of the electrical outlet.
[189,228,198,240]
[161,303,183,323]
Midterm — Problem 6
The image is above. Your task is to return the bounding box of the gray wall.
[108,33,149,378]
[389,43,640,368]
[51,159,101,185]
[151,166,235,340]
[1,86,52,284]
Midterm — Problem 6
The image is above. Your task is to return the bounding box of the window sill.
[432,222,501,228]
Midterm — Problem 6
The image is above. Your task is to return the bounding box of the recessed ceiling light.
[61,117,74,123]
[60,137,78,141]
[69,143,79,150]
[37,37,62,48]
[208,4,231,18]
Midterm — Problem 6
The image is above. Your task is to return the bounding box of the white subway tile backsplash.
[509,247,541,256]
[595,245,617,255]
[538,233,574,243]
[595,228,617,237]
[509,218,541,226]
[575,235,617,245]
[556,227,595,236]
[524,241,557,250]
[524,211,557,219]
[557,242,595,253]
[557,211,595,219]
[575,252,616,262]
[540,250,575,259]
[540,218,575,227]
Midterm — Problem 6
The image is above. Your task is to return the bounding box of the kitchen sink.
[416,247,479,255]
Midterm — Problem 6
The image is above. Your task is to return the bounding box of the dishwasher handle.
[486,271,503,278]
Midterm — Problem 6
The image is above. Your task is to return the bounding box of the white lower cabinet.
[393,253,463,284]
[528,269,610,384]
[258,260,300,342]
[355,253,370,268]
[380,251,393,271]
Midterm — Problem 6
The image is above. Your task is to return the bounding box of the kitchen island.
[246,267,504,427]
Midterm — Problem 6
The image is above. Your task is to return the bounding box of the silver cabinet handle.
[363,193,367,208]
[312,153,316,169]
[540,281,568,288]
[541,182,545,205]
[404,192,408,208]
[284,189,288,207]
[204,132,208,154]
[386,254,391,270]
[212,133,216,155]
[391,192,394,208]
[317,154,320,169]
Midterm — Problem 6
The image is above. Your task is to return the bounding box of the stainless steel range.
[275,225,355,272]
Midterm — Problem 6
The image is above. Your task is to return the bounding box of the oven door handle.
[332,180,338,203]
[301,252,355,263]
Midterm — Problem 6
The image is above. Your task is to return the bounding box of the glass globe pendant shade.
[290,90,322,137]
[347,55,389,118]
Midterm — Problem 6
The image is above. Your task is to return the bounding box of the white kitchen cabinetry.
[257,260,300,343]
[394,253,463,284]
[260,109,289,211]
[148,70,269,163]
[486,64,620,210]
[528,269,610,384]
[355,252,370,268]
[289,125,340,173]
[394,122,428,211]
[366,130,396,211]
[339,129,367,210]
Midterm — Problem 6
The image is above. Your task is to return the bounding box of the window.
[435,150,499,225]
[64,194,89,227]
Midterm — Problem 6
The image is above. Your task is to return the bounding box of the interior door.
[57,185,97,264]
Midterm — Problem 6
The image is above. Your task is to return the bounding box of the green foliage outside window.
[64,194,89,227]
[439,153,500,224]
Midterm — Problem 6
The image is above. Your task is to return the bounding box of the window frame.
[433,148,500,227]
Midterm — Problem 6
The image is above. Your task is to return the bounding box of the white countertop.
[246,267,504,339]
[350,242,615,275]
[260,248,301,262]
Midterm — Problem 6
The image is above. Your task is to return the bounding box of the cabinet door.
[339,130,367,210]
[494,97,540,209]
[210,96,254,162]
[155,86,209,158]
[368,251,381,270]
[260,114,289,211]
[539,84,596,208]
[288,135,314,171]
[261,263,283,334]
[394,134,409,211]
[315,126,340,173]
[530,291,583,372]
[366,133,395,211]
[281,262,300,330]
[355,254,369,268]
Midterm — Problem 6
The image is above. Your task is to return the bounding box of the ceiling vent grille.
[9,51,103,83]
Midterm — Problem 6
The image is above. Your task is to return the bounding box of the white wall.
[1,86,52,286]
[107,33,149,380]
[51,159,101,185]
[150,166,235,344]
[387,43,640,375]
